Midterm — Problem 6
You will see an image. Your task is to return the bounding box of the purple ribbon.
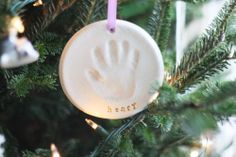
[107,0,117,32]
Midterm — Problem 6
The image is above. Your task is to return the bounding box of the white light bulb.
[51,144,61,157]
[85,119,98,130]
[190,150,199,157]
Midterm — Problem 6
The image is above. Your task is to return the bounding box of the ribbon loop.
[107,0,117,32]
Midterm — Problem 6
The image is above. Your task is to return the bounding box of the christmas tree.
[0,0,236,157]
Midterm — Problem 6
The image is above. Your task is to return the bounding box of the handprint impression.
[86,40,140,101]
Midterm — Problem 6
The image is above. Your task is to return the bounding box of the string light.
[85,119,98,130]
[85,119,109,137]
[190,150,199,157]
[33,0,43,6]
[10,16,25,33]
[50,144,61,157]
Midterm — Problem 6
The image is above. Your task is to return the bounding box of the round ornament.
[59,20,164,119]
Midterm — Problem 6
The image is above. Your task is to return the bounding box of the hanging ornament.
[0,16,39,68]
[59,0,164,119]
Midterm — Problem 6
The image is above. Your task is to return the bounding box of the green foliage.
[211,98,236,118]
[149,82,178,113]
[187,80,236,106]
[145,114,173,133]
[22,149,50,157]
[147,0,161,38]
[138,127,156,145]
[162,50,176,72]
[8,73,33,97]
[173,42,233,91]
[35,32,64,61]
[49,0,107,38]
[6,65,57,97]
[172,0,236,91]
[22,0,77,40]
[147,0,174,52]
[181,110,217,136]
[156,130,190,156]
[119,0,153,19]
[118,138,135,157]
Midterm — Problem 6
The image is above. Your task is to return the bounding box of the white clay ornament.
[59,19,164,119]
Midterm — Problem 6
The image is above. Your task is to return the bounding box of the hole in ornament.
[109,28,115,33]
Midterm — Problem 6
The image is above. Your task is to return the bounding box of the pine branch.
[210,98,236,118]
[22,149,50,157]
[151,80,236,115]
[36,32,64,58]
[172,42,233,91]
[171,0,236,91]
[147,0,161,40]
[187,80,236,106]
[7,65,57,97]
[69,0,106,35]
[148,80,236,116]
[49,0,107,37]
[158,1,172,52]
[157,136,190,156]
[147,0,172,52]
[22,0,76,40]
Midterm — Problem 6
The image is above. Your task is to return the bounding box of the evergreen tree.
[0,0,236,157]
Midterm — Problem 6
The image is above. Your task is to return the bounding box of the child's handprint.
[86,40,140,101]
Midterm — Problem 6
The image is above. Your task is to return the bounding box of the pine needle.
[171,0,236,91]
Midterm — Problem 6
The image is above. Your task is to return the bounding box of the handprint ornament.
[59,20,164,119]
